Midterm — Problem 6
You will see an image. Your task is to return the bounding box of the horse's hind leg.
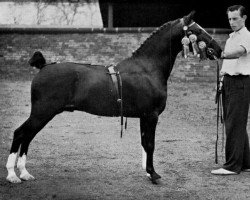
[140,113,161,183]
[6,113,55,183]
[6,119,31,183]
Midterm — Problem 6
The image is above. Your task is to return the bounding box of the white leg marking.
[17,154,35,181]
[142,147,147,170]
[6,153,21,183]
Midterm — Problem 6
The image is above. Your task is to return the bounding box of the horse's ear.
[189,10,196,19]
[184,10,196,25]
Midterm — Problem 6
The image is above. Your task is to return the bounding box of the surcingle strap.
[107,66,121,102]
[107,65,124,138]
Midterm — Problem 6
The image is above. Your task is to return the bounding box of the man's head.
[227,5,247,32]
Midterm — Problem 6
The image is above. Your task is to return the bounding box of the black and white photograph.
[1,0,250,199]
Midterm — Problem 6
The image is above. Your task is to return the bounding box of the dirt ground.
[1,73,250,200]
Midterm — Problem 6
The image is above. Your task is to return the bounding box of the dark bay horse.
[6,11,222,184]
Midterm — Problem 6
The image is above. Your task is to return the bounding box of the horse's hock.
[0,26,228,82]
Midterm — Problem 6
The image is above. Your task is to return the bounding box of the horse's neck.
[131,30,183,82]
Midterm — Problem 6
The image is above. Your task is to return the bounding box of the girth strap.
[107,65,124,138]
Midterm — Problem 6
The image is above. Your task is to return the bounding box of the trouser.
[222,74,250,173]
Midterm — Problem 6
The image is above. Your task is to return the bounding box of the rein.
[205,52,224,164]
[215,60,224,164]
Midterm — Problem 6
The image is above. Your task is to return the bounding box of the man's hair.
[227,5,247,17]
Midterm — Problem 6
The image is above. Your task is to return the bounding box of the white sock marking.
[6,153,21,183]
[17,154,35,181]
[142,147,147,170]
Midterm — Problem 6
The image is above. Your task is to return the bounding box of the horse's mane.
[132,18,180,57]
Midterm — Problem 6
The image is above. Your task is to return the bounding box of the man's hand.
[206,48,217,60]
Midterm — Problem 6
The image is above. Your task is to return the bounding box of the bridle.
[188,21,216,46]
[179,18,216,60]
[181,18,215,42]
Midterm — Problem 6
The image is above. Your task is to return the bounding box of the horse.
[6,11,222,184]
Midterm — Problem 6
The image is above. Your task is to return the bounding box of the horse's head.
[28,51,46,69]
[181,11,222,59]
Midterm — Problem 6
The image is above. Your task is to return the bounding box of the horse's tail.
[28,51,46,69]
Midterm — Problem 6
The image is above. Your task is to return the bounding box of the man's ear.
[243,15,247,21]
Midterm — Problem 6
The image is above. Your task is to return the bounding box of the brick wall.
[0,28,228,81]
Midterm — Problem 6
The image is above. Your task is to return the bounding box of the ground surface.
[1,74,250,200]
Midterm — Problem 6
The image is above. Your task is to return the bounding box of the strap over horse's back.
[106,65,125,137]
[107,65,122,103]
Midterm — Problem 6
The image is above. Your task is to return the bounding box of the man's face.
[227,10,246,31]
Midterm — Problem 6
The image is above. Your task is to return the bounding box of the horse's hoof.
[20,172,35,181]
[147,172,161,184]
[6,175,22,183]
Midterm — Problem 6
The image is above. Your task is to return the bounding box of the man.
[211,5,250,175]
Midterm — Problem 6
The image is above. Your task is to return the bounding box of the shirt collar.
[229,27,247,38]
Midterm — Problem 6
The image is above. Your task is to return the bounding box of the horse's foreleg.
[142,146,147,170]
[140,114,161,183]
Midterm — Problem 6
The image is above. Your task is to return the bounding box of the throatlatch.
[214,60,224,164]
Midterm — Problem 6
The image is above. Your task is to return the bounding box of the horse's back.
[30,63,119,116]
[32,62,105,90]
